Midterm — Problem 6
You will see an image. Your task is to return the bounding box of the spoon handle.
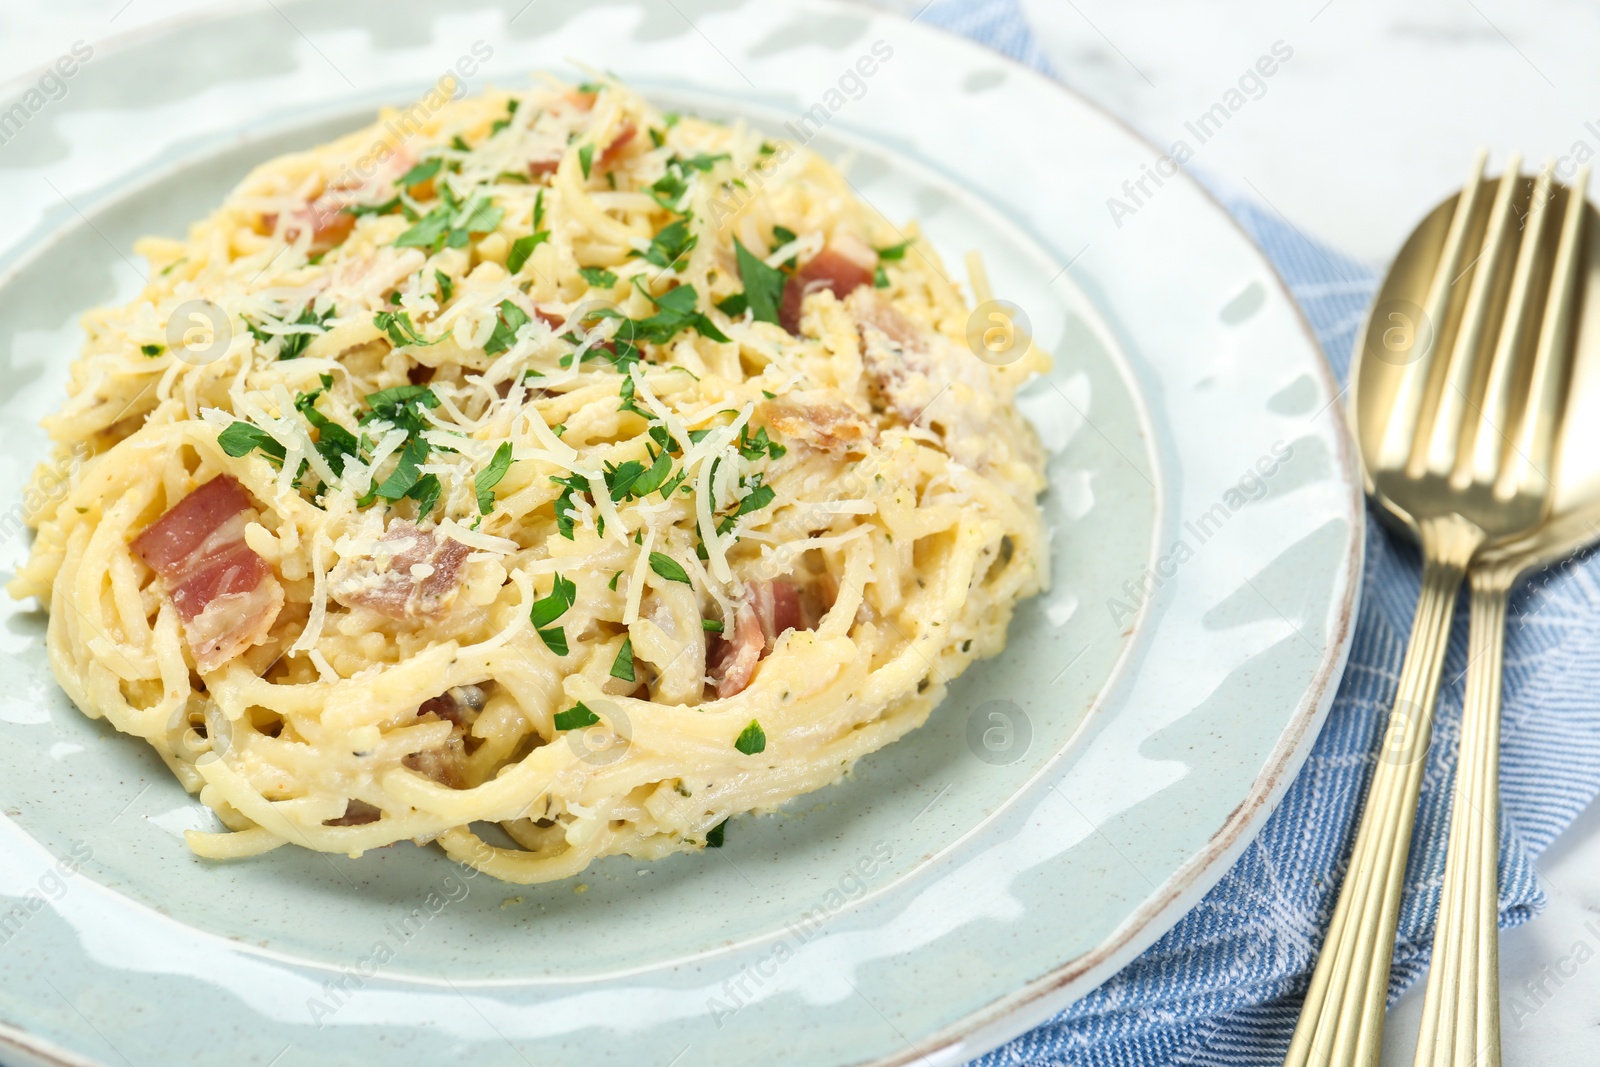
[1412,565,1513,1067]
[1284,515,1480,1067]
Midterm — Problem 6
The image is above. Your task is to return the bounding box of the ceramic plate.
[0,3,1362,1065]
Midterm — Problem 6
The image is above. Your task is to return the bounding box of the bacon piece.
[779,236,878,335]
[598,122,637,170]
[528,157,561,178]
[324,799,382,826]
[760,393,876,454]
[328,521,472,619]
[708,599,764,699]
[130,476,284,672]
[404,737,467,788]
[267,148,416,253]
[278,201,355,251]
[418,685,488,729]
[707,580,818,699]
[402,685,485,787]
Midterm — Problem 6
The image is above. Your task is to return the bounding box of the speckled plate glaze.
[0,3,1362,1066]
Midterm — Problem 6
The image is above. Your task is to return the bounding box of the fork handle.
[1284,515,1481,1067]
[1412,564,1514,1067]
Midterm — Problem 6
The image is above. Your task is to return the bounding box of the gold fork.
[1411,163,1594,1067]
[1282,153,1585,1067]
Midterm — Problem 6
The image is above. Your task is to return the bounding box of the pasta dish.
[9,76,1049,884]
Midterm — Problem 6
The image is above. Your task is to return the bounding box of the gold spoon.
[1282,152,1589,1067]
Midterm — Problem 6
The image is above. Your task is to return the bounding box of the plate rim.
[0,4,1366,1065]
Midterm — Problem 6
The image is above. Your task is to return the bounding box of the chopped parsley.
[604,459,647,501]
[876,239,912,260]
[342,197,401,219]
[507,229,550,275]
[702,618,724,633]
[294,378,360,475]
[735,483,777,516]
[553,701,599,731]
[140,344,164,357]
[373,309,436,348]
[549,472,591,539]
[530,573,577,655]
[217,422,286,463]
[435,270,454,302]
[610,637,636,683]
[631,448,673,496]
[706,820,727,848]
[579,266,619,288]
[358,385,445,512]
[717,480,777,536]
[737,425,786,461]
[732,238,784,325]
[735,720,767,755]
[395,190,504,254]
[249,304,336,360]
[638,284,729,343]
[578,143,595,180]
[361,385,440,433]
[648,152,730,210]
[638,217,696,270]
[372,435,429,501]
[484,299,532,356]
[409,474,442,518]
[397,158,442,189]
[474,441,514,514]
[648,552,691,585]
[490,98,520,136]
[580,283,728,370]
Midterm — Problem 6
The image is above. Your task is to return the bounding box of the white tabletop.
[1007,2,1600,1060]
[3,0,1598,1062]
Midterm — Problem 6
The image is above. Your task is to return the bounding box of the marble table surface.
[3,0,1598,1063]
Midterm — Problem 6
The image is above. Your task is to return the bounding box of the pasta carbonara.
[9,76,1049,884]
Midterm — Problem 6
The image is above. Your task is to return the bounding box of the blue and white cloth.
[916,1,1600,1064]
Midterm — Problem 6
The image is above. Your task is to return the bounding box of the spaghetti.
[9,76,1049,884]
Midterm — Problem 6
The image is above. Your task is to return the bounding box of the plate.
[0,3,1362,1065]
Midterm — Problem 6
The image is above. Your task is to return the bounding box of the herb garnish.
[531,573,577,655]
[735,720,767,755]
[648,552,691,585]
[553,701,599,730]
[474,441,514,514]
[610,637,636,683]
[732,238,784,325]
[507,229,550,275]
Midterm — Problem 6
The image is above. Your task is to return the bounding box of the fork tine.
[1461,162,1557,490]
[1498,163,1590,500]
[1412,155,1524,481]
[1378,150,1489,472]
